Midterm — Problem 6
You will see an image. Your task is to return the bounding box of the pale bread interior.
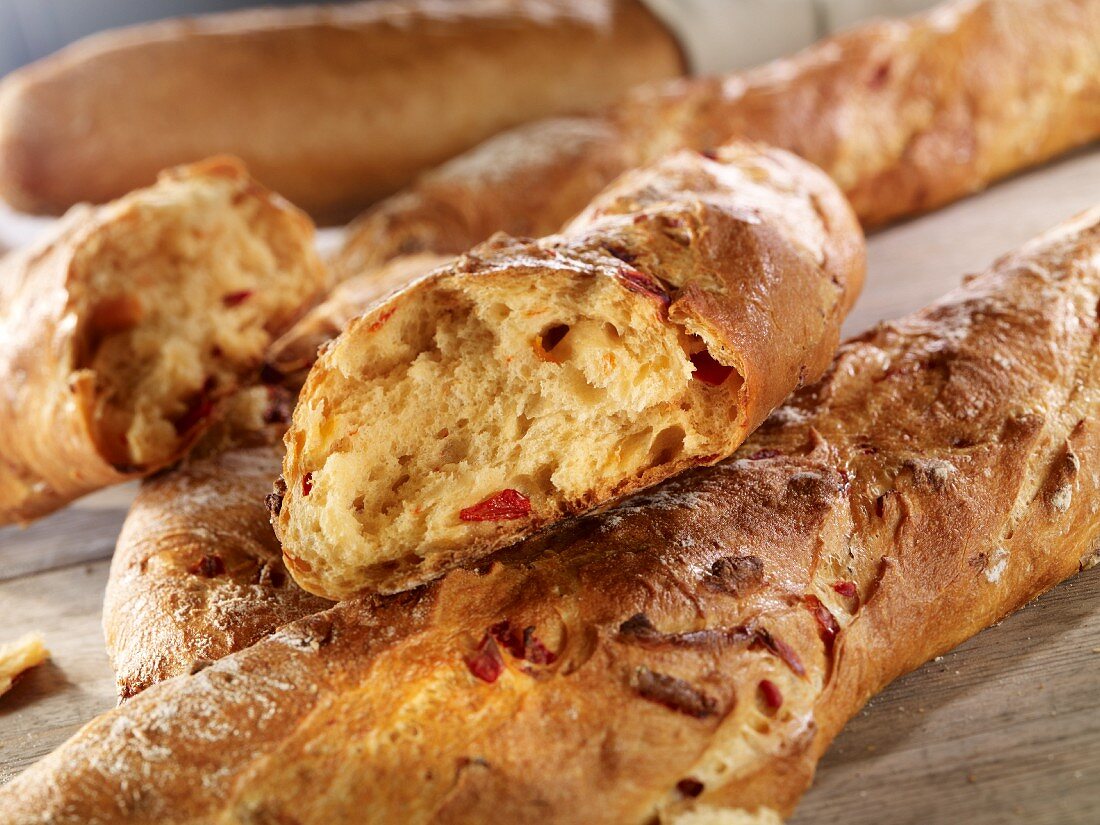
[282,266,743,598]
[73,180,318,468]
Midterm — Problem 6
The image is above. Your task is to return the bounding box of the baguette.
[0,157,327,525]
[336,0,1100,277]
[272,141,864,599]
[0,0,682,224]
[5,206,1098,824]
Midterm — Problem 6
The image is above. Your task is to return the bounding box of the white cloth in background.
[640,0,819,74]
[640,0,941,75]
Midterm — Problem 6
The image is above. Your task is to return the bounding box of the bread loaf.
[272,141,864,599]
[0,157,327,525]
[336,0,1100,275]
[0,0,682,223]
[5,206,1097,824]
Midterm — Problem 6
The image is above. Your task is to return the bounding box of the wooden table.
[1,148,1099,823]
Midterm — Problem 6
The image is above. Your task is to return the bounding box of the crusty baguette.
[5,206,1098,824]
[0,157,327,525]
[104,436,331,700]
[336,0,1100,276]
[0,0,682,224]
[273,141,864,599]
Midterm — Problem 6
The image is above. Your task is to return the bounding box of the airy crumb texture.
[266,252,453,380]
[73,159,325,467]
[0,633,48,697]
[275,143,863,599]
[0,156,327,525]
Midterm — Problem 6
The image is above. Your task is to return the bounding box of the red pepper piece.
[752,629,806,677]
[301,472,314,497]
[617,267,671,308]
[833,581,858,598]
[522,626,557,665]
[173,387,214,436]
[464,635,504,683]
[222,290,253,307]
[690,350,735,386]
[748,449,780,461]
[368,307,397,332]
[805,595,840,653]
[489,621,558,665]
[758,678,784,710]
[459,489,531,522]
[490,621,525,659]
[187,553,226,578]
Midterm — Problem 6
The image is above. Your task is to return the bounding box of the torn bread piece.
[0,157,327,525]
[0,634,48,697]
[273,142,864,598]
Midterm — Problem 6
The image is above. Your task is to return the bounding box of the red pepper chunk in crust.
[459,489,531,522]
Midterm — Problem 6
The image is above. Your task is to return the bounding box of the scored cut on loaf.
[271,141,864,599]
[4,207,1098,825]
[0,157,327,525]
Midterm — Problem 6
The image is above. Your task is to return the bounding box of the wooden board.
[1,148,1099,822]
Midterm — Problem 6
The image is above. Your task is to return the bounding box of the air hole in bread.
[278,267,744,598]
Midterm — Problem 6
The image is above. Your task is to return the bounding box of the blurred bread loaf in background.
[0,0,683,223]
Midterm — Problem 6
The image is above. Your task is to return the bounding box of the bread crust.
[104,435,331,699]
[336,0,1100,276]
[0,0,682,223]
[5,208,1098,824]
[275,142,864,598]
[0,158,326,525]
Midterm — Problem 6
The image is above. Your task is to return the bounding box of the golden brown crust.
[104,436,331,700]
[337,0,1100,279]
[275,142,864,598]
[0,157,326,525]
[0,0,683,223]
[12,208,1097,824]
[625,0,1100,229]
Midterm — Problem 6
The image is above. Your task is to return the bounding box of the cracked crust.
[4,207,1098,824]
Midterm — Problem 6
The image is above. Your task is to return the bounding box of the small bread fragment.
[0,634,48,697]
[274,142,864,598]
[0,157,327,525]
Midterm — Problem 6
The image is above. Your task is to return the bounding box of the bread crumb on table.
[0,633,49,697]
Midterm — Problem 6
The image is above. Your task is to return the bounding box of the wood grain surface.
[0,147,1098,823]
